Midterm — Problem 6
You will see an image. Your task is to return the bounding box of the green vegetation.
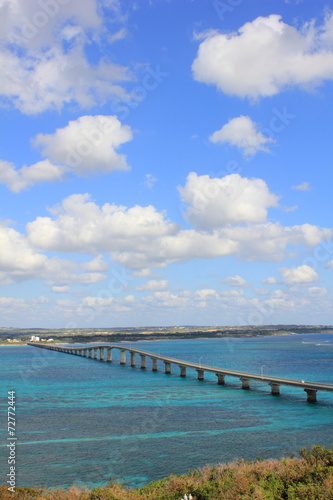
[1,445,333,499]
[1,324,333,345]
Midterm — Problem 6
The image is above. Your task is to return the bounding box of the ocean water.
[0,333,332,490]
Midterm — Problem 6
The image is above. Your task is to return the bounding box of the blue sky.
[1,0,333,328]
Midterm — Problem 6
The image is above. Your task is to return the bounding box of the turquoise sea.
[0,333,333,490]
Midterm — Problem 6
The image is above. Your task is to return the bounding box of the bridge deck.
[28,342,333,395]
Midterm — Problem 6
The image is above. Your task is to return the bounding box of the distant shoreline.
[1,326,333,347]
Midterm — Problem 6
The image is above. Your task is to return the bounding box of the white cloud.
[136,280,168,291]
[73,272,106,284]
[262,277,279,284]
[33,115,133,174]
[0,0,103,49]
[111,229,238,269]
[283,205,298,213]
[222,275,247,286]
[192,13,333,99]
[51,286,70,293]
[27,193,179,254]
[108,27,128,44]
[143,291,189,308]
[279,265,319,284]
[81,295,131,313]
[210,116,274,156]
[82,255,109,272]
[179,173,279,229]
[0,115,133,192]
[132,268,152,277]
[222,222,332,262]
[307,287,327,297]
[194,289,219,300]
[327,260,333,269]
[0,224,108,285]
[0,44,130,115]
[292,181,311,191]
[25,192,333,270]
[0,159,64,193]
[0,225,48,279]
[0,1,131,114]
[144,173,157,189]
[82,297,115,308]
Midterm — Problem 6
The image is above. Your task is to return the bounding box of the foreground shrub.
[1,445,332,500]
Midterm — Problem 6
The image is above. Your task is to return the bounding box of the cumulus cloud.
[33,115,133,174]
[222,222,332,262]
[81,296,131,313]
[192,13,333,99]
[222,275,247,286]
[0,0,103,48]
[0,115,133,192]
[0,225,48,281]
[292,181,311,191]
[194,289,219,300]
[0,159,64,193]
[210,116,274,156]
[136,280,168,291]
[0,224,107,285]
[179,173,279,229]
[26,193,237,267]
[24,191,333,269]
[82,255,109,272]
[279,265,319,284]
[262,277,279,284]
[143,291,189,308]
[307,287,327,297]
[132,268,152,277]
[0,0,131,113]
[51,286,70,293]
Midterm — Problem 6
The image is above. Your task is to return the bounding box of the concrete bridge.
[28,342,333,403]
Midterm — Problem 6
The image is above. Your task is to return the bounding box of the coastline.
[1,327,333,347]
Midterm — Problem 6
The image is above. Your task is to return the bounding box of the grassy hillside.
[1,445,333,500]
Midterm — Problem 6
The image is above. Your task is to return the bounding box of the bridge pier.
[120,350,126,364]
[216,373,225,385]
[305,388,317,403]
[140,355,146,369]
[241,378,250,389]
[151,358,158,371]
[269,382,280,395]
[28,343,332,405]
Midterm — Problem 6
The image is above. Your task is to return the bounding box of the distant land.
[1,324,332,345]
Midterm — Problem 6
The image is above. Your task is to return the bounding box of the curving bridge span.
[28,342,333,403]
